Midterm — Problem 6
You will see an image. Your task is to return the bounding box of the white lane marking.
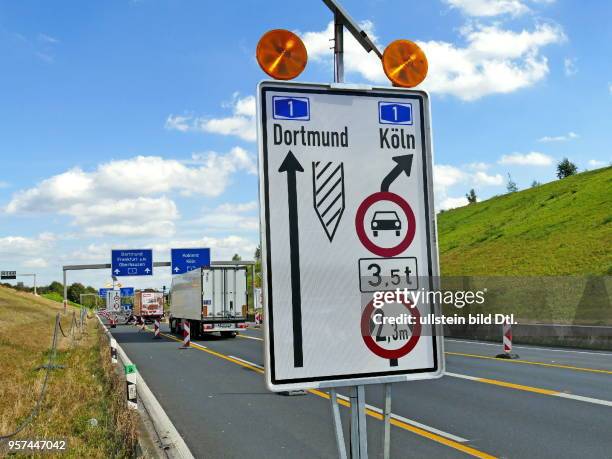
[228,355,469,442]
[229,355,264,369]
[445,372,479,381]
[334,394,469,443]
[554,392,612,408]
[238,334,263,341]
[446,372,612,408]
[445,339,612,356]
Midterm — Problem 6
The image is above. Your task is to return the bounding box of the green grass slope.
[438,166,612,276]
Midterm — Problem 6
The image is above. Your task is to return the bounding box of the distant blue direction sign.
[111,249,153,277]
[120,287,134,297]
[171,248,210,275]
[99,288,111,298]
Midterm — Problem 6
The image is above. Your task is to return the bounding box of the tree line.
[0,281,97,303]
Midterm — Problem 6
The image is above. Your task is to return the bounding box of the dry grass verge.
[0,286,137,457]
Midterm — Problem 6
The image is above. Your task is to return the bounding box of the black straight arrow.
[381,154,413,192]
[278,150,304,368]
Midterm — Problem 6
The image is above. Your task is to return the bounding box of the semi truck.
[134,291,164,323]
[169,265,248,338]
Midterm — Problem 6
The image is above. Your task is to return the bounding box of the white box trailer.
[134,291,164,322]
[170,266,248,338]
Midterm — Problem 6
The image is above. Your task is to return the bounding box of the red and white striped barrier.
[255,312,262,326]
[153,319,161,339]
[503,320,512,354]
[179,320,191,349]
[496,317,519,359]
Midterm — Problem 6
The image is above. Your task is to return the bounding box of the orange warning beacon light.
[256,29,308,80]
[382,39,428,88]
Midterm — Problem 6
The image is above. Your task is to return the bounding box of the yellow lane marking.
[241,333,612,376]
[474,378,558,396]
[446,351,612,376]
[445,372,612,407]
[141,326,496,459]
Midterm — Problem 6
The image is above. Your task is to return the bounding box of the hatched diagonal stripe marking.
[312,161,345,242]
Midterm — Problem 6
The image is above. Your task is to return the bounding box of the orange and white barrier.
[503,320,512,354]
[179,320,190,349]
[496,317,519,359]
[153,319,161,339]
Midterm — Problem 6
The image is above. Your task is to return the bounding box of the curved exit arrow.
[381,154,413,192]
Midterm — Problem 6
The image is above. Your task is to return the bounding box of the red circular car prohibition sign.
[355,191,416,257]
[360,298,421,360]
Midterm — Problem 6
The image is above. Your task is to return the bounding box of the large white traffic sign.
[258,81,444,391]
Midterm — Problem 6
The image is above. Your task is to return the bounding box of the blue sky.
[0,0,610,288]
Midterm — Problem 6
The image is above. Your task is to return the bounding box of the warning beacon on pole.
[382,39,429,88]
[256,29,308,81]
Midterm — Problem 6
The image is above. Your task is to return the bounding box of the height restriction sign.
[258,81,444,391]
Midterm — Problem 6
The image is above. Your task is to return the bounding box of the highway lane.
[109,322,612,458]
[241,328,612,401]
[208,328,612,458]
[107,323,474,459]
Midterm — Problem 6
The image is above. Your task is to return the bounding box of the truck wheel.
[191,321,201,340]
[169,319,175,333]
[221,331,237,339]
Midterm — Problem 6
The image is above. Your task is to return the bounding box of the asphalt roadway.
[106,322,612,459]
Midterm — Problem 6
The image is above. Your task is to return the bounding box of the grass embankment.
[437,167,612,324]
[0,286,137,457]
[41,292,81,308]
[438,166,612,276]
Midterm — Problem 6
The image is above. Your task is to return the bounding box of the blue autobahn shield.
[312,161,345,242]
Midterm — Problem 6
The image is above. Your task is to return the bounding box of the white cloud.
[563,57,577,76]
[188,201,259,232]
[165,94,256,142]
[71,197,178,238]
[468,162,491,171]
[440,196,470,210]
[0,181,9,188]
[216,201,258,214]
[4,150,256,237]
[472,171,504,185]
[608,83,612,95]
[22,257,48,268]
[0,234,55,257]
[303,21,565,100]
[433,164,502,210]
[445,0,530,17]
[538,131,578,142]
[164,114,191,132]
[499,151,554,166]
[434,164,466,190]
[38,33,59,44]
[587,159,607,169]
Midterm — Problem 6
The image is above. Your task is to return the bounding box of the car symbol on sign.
[371,211,401,237]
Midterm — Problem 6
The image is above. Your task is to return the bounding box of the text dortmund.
[273,124,349,148]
